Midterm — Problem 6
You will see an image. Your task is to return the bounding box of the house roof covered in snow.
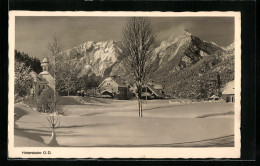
[209,94,220,99]
[222,80,235,95]
[112,77,128,87]
[39,72,55,89]
[141,92,152,97]
[98,75,128,88]
[30,71,48,83]
[153,84,163,90]
[146,84,164,98]
[147,82,163,90]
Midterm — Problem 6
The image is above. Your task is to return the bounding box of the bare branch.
[121,17,156,83]
[46,114,60,131]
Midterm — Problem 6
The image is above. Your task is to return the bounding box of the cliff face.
[62,40,122,78]
[62,31,234,99]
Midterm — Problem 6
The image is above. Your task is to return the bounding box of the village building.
[30,57,55,96]
[97,75,131,100]
[141,83,165,99]
[30,71,48,96]
[98,76,166,100]
[222,80,235,102]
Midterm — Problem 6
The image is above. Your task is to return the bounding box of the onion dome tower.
[39,57,55,89]
[41,57,49,73]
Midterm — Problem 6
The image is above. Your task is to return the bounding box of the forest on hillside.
[158,54,234,99]
[15,50,42,73]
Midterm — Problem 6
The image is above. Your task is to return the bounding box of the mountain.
[146,31,234,99]
[61,31,234,99]
[62,40,122,78]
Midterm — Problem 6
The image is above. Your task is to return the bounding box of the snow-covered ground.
[14,97,234,147]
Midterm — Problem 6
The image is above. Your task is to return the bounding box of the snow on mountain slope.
[152,31,192,63]
[168,34,191,62]
[225,43,235,51]
[110,30,229,82]
[60,30,234,99]
[63,40,121,77]
[78,65,93,77]
[221,43,234,51]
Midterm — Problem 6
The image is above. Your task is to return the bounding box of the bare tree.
[46,115,60,146]
[48,34,63,94]
[120,17,156,117]
[57,61,81,96]
[46,34,63,145]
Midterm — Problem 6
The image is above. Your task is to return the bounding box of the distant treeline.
[15,50,42,73]
[57,74,102,96]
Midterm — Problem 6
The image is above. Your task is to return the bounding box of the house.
[141,83,165,99]
[130,82,165,99]
[150,83,165,95]
[29,71,48,96]
[97,75,131,100]
[222,80,235,102]
[30,57,55,96]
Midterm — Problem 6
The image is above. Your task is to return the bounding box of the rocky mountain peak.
[61,40,122,77]
[167,30,192,43]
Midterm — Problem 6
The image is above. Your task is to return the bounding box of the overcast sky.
[15,16,234,60]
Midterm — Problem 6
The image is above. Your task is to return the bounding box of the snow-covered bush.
[15,62,33,97]
[85,88,99,97]
[36,88,58,113]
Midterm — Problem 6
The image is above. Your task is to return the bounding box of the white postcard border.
[8,11,241,159]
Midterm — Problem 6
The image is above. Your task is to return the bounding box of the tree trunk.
[48,130,59,146]
[138,97,143,118]
[137,85,143,118]
[138,98,140,117]
[146,86,147,101]
[67,89,70,96]
[140,100,143,117]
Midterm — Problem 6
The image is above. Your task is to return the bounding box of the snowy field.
[14,97,234,147]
